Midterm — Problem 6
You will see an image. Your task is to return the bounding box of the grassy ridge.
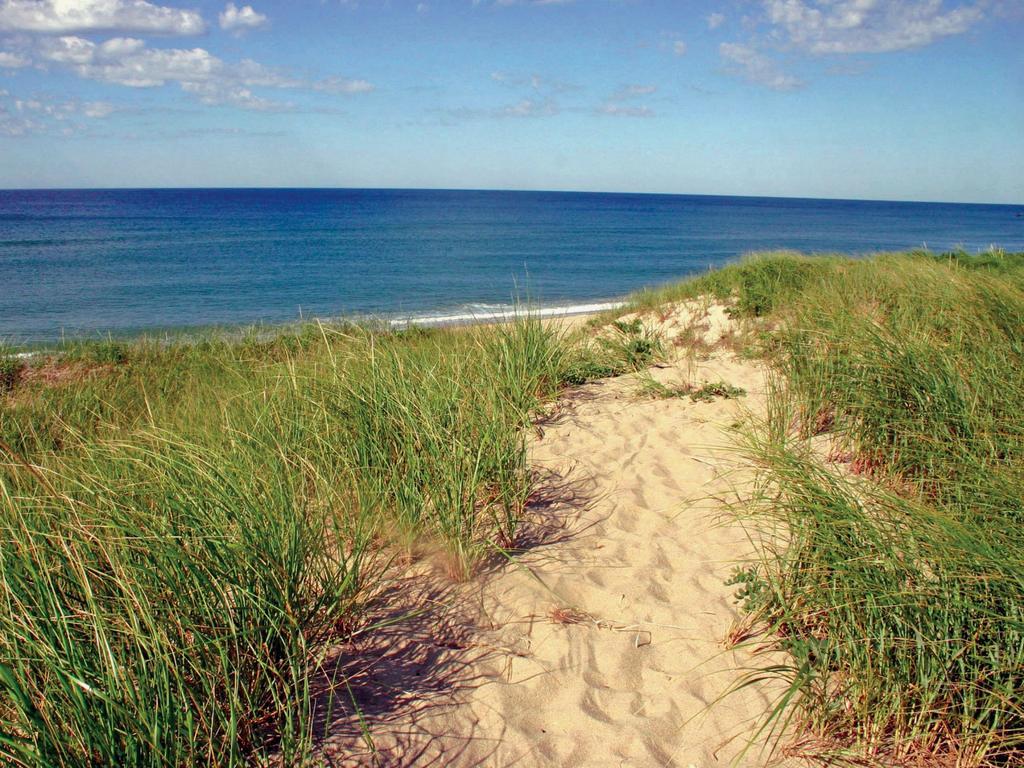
[0,317,656,766]
[661,250,1024,764]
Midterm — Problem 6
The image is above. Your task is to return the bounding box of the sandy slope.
[320,305,790,767]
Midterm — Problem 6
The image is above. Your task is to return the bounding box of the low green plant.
[600,318,664,371]
[633,373,677,399]
[634,373,745,403]
[559,354,620,385]
[687,380,746,403]
[558,319,665,386]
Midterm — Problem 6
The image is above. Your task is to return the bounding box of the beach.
[2,250,1024,767]
[2,0,1020,758]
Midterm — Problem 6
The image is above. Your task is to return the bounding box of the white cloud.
[0,0,205,35]
[498,98,558,117]
[714,0,983,90]
[597,83,656,117]
[38,34,95,62]
[39,37,225,87]
[672,39,687,55]
[33,35,374,110]
[15,95,114,118]
[0,50,29,66]
[0,90,116,136]
[610,83,656,100]
[719,42,804,90]
[82,99,115,116]
[707,12,726,29]
[181,81,285,110]
[446,71,582,123]
[0,109,39,135]
[490,70,577,94]
[596,103,653,117]
[313,75,374,94]
[218,2,267,32]
[99,36,145,56]
[442,97,560,121]
[762,0,984,54]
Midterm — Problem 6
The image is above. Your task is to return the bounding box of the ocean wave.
[389,300,624,328]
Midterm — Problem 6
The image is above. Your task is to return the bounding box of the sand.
[318,303,792,767]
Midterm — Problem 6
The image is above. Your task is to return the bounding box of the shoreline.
[388,299,624,329]
[2,298,627,353]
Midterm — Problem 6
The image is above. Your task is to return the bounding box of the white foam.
[389,301,624,329]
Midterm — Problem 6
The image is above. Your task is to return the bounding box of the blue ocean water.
[1,188,1022,342]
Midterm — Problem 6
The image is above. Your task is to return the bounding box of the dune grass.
[0,314,654,767]
[7,247,1023,765]
[663,250,1024,764]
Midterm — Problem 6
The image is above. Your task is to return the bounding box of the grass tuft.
[0,353,23,392]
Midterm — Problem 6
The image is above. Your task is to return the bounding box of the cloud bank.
[35,34,373,110]
[0,0,205,35]
[763,0,984,54]
[717,0,985,90]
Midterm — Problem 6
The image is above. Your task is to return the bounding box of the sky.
[0,0,1021,202]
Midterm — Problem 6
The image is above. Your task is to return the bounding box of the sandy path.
[321,314,789,767]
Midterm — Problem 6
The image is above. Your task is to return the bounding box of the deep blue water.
[1,188,1022,342]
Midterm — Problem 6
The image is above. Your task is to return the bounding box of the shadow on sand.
[306,466,600,767]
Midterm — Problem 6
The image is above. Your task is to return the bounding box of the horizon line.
[0,185,1020,208]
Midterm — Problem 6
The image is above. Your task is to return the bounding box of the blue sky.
[0,0,1021,202]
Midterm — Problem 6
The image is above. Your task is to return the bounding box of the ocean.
[2,188,1022,343]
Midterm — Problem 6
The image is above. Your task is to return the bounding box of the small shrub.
[560,356,619,385]
[601,319,664,371]
[611,318,644,335]
[0,356,23,392]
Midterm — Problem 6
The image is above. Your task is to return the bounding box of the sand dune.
[320,305,792,767]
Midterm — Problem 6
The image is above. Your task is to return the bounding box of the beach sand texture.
[321,304,791,767]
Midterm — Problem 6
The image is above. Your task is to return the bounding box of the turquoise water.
[2,188,1021,342]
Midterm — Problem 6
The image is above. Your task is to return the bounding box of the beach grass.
[5,247,1024,765]
[647,249,1024,764]
[0,314,650,766]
